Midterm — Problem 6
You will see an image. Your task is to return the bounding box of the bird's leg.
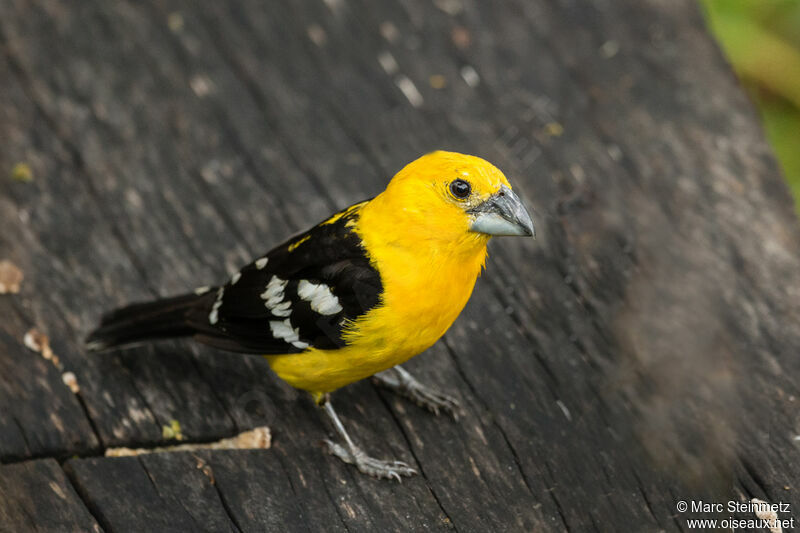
[373,365,461,419]
[318,395,417,481]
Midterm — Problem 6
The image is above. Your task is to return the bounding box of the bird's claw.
[321,439,417,481]
[373,369,463,420]
[408,386,462,420]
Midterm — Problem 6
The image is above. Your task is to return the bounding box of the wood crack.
[61,464,110,533]
[136,457,208,532]
[206,469,246,533]
[441,339,536,497]
[372,387,460,532]
[632,470,661,526]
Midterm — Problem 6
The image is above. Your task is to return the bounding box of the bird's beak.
[468,185,535,237]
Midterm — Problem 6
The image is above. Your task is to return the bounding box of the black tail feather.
[86,292,214,352]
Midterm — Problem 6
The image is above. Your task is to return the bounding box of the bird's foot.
[322,439,417,481]
[404,383,461,419]
[373,367,462,419]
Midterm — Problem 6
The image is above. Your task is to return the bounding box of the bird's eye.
[449,179,471,199]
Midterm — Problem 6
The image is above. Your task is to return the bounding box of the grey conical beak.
[468,185,534,237]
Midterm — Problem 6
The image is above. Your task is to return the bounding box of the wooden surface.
[1,0,799,531]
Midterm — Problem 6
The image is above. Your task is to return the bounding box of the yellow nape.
[266,151,514,394]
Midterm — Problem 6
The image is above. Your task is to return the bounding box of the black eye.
[449,179,471,199]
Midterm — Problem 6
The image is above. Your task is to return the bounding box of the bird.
[86,150,534,480]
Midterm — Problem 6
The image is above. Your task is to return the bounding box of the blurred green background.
[701,0,800,209]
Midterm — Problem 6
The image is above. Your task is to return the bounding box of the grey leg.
[319,397,417,481]
[373,365,462,419]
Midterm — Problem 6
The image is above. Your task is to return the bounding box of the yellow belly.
[264,297,466,393]
[264,343,416,394]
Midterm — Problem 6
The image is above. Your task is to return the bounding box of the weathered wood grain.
[1,0,799,531]
[0,459,101,532]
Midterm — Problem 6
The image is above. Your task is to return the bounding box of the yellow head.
[362,151,534,252]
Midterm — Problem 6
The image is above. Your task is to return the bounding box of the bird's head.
[374,151,534,247]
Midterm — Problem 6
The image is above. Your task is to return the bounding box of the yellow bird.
[87,151,534,479]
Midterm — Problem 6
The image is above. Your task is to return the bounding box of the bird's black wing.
[188,201,383,354]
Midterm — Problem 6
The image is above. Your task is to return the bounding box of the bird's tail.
[85,291,215,352]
